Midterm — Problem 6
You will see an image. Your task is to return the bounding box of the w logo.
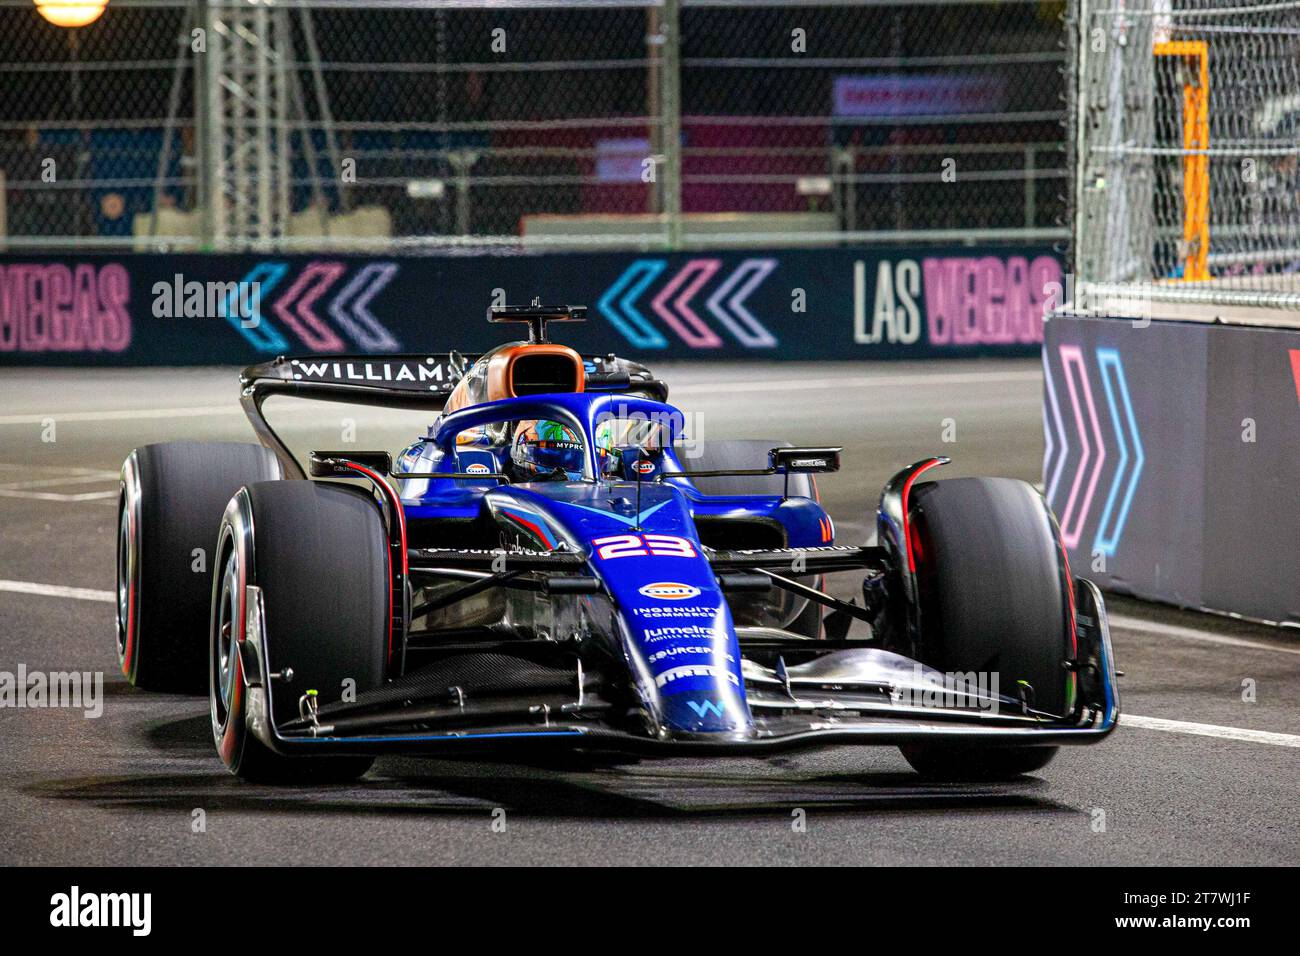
[686,698,725,719]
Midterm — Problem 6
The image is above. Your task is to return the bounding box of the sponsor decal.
[685,698,727,719]
[646,645,732,665]
[638,581,702,600]
[632,605,719,620]
[634,459,656,474]
[464,462,490,475]
[642,623,721,642]
[290,356,449,387]
[655,663,740,689]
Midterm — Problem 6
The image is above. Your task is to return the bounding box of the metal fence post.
[198,0,222,250]
[660,0,682,251]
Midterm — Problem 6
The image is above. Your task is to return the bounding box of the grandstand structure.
[1,0,1070,252]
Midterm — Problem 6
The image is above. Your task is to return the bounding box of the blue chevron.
[1093,348,1145,557]
[557,499,672,528]
[597,260,668,349]
[225,262,290,352]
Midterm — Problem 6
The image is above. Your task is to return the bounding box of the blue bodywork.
[394,392,833,739]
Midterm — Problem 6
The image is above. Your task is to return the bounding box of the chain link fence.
[1,0,1070,252]
[1069,0,1300,311]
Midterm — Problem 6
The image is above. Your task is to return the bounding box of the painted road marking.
[671,370,1041,397]
[0,405,239,425]
[0,489,117,502]
[1111,613,1300,657]
[0,370,1043,425]
[1122,715,1300,748]
[0,473,118,490]
[0,580,115,603]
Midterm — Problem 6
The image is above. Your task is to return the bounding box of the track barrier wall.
[0,245,1059,365]
[1044,312,1300,625]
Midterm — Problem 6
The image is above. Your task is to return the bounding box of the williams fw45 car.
[116,304,1118,783]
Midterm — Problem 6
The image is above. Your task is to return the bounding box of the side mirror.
[769,447,841,474]
[309,450,393,477]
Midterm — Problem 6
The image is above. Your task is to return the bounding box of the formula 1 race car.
[115,303,1118,783]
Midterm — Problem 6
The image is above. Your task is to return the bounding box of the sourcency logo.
[49,886,151,936]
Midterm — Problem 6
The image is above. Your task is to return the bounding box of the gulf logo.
[465,463,490,474]
[638,581,701,601]
[634,460,656,475]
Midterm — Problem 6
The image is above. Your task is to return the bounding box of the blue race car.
[116,304,1118,783]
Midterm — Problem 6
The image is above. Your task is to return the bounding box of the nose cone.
[660,686,751,736]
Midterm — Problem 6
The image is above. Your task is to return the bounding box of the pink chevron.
[272,260,347,352]
[650,259,723,348]
[1290,349,1300,408]
[1058,345,1106,550]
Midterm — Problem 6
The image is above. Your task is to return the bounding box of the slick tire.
[117,442,282,693]
[899,477,1075,780]
[210,480,388,784]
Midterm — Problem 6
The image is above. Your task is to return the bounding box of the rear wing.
[240,352,667,478]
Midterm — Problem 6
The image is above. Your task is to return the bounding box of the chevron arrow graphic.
[705,257,777,348]
[226,262,290,353]
[651,259,723,348]
[1043,349,1068,508]
[1058,344,1106,551]
[328,262,400,352]
[272,261,347,353]
[1290,349,1300,408]
[597,260,669,349]
[1093,348,1144,558]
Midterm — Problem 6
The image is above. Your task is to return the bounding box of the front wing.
[233,578,1120,758]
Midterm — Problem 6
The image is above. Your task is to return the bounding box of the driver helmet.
[511,420,586,481]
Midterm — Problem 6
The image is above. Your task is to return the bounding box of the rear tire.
[899,477,1075,780]
[211,480,388,784]
[117,442,281,692]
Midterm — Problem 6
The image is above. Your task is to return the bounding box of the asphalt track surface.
[0,360,1296,866]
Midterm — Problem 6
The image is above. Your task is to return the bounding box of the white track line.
[1123,715,1300,748]
[671,370,1041,397]
[0,580,114,603]
[0,489,118,502]
[0,370,1044,425]
[0,474,118,490]
[1110,613,1300,656]
[0,405,238,425]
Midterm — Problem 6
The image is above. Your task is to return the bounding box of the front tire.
[117,442,281,692]
[211,480,389,783]
[899,477,1075,780]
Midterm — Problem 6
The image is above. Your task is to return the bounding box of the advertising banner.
[0,245,1060,366]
